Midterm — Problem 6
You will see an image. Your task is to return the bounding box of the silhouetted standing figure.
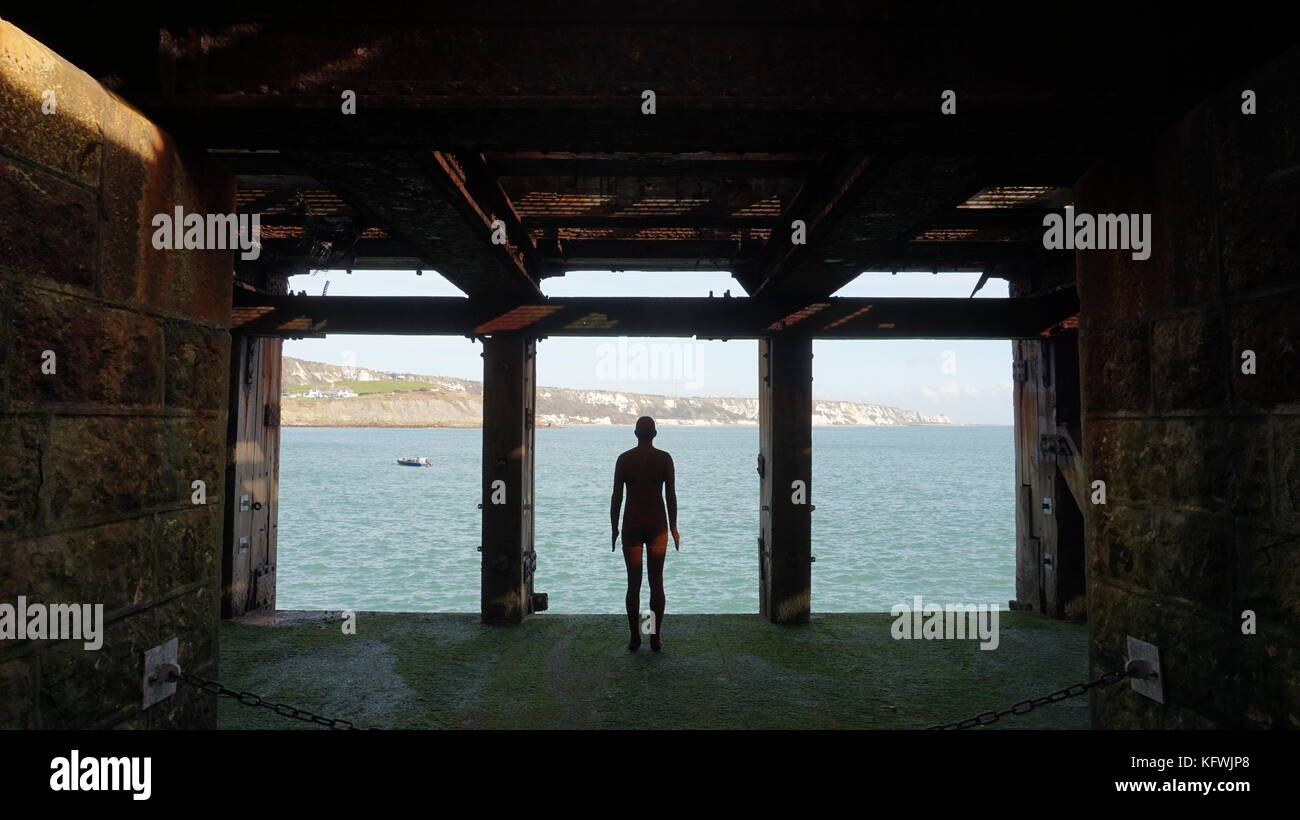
[611,416,679,651]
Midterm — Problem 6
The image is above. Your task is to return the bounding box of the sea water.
[276,425,1014,613]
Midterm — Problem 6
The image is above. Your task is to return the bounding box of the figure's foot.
[650,634,662,652]
[627,635,641,652]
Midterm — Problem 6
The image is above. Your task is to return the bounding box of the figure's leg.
[622,540,644,650]
[647,530,669,651]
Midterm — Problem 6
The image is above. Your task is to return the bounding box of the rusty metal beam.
[161,107,1155,157]
[541,239,761,274]
[452,151,546,276]
[523,216,780,230]
[23,10,1290,161]
[500,174,800,221]
[243,181,1053,279]
[927,209,1060,231]
[739,152,873,296]
[289,149,543,303]
[861,241,1052,273]
[488,152,816,178]
[231,290,1078,339]
[748,154,991,303]
[259,237,426,271]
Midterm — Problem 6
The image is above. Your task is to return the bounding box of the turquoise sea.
[276,425,1015,613]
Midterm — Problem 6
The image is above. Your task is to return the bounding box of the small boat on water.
[396,456,432,467]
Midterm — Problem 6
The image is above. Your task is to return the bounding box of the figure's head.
[634,416,657,442]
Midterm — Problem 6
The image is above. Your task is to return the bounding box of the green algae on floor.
[216,611,1089,730]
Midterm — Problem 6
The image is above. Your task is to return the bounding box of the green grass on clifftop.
[284,379,437,395]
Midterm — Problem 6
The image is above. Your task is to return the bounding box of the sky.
[284,269,1015,424]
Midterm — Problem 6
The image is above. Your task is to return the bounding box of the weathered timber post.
[480,334,537,624]
[1012,331,1085,618]
[758,333,813,624]
[223,334,283,617]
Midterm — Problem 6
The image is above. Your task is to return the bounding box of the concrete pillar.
[758,334,813,624]
[480,334,537,624]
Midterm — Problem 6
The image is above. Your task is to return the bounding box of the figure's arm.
[610,455,625,550]
[665,455,679,549]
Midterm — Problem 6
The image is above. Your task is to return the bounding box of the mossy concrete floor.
[216,611,1089,730]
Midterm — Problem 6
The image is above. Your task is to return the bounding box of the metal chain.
[168,664,1131,731]
[924,669,1130,730]
[171,669,376,730]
